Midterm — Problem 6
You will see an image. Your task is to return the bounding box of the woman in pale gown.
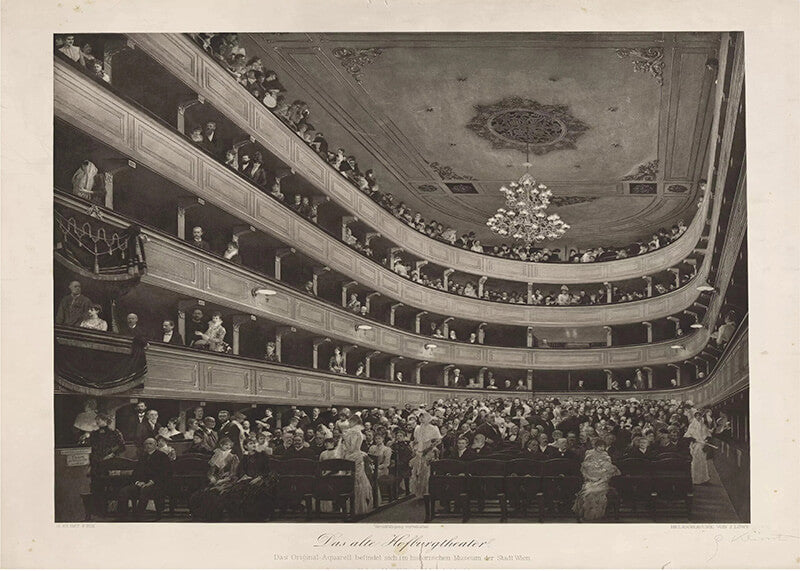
[573,438,621,521]
[338,425,373,514]
[684,411,712,485]
[409,412,441,498]
[71,160,101,203]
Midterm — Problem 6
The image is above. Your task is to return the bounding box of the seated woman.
[573,437,621,521]
[193,312,228,353]
[226,438,276,521]
[328,347,346,374]
[79,304,108,331]
[189,437,240,521]
[158,417,182,441]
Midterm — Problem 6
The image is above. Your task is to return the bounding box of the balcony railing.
[54,58,715,328]
[125,32,713,285]
[55,320,747,408]
[57,191,722,370]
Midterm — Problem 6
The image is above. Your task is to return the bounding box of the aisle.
[361,462,740,524]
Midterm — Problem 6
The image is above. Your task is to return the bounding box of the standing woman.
[684,411,712,485]
[573,437,621,521]
[340,426,373,514]
[409,411,441,498]
[193,312,228,352]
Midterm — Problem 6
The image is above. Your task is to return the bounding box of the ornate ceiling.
[242,33,720,248]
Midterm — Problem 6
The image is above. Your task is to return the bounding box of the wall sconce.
[690,322,705,329]
[696,285,716,292]
[355,324,373,332]
[670,344,685,350]
[251,287,277,298]
[424,343,437,351]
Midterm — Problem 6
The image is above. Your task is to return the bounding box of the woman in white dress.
[79,304,108,331]
[339,426,373,514]
[409,411,441,498]
[684,411,712,485]
[71,160,100,202]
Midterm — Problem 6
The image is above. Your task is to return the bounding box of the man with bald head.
[117,438,171,520]
[55,280,93,326]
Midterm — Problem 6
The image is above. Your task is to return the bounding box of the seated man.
[189,226,211,252]
[117,438,171,520]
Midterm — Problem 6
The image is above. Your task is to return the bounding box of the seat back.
[505,458,541,477]
[315,459,355,501]
[617,458,653,476]
[431,460,467,476]
[467,459,506,500]
[272,458,316,476]
[429,460,468,501]
[540,458,580,477]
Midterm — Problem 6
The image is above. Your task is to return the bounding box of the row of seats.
[426,456,693,523]
[88,454,407,522]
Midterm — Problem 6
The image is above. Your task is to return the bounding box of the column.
[102,160,136,210]
[603,282,612,304]
[442,364,455,387]
[642,275,653,297]
[310,196,329,224]
[312,266,330,296]
[365,292,380,313]
[414,311,428,335]
[341,280,358,308]
[176,95,205,135]
[603,369,614,391]
[364,350,381,378]
[341,216,357,241]
[312,337,331,370]
[667,363,682,387]
[275,326,296,363]
[232,224,256,244]
[527,282,534,304]
[273,247,295,281]
[176,299,204,346]
[389,303,403,327]
[642,366,654,389]
[642,321,653,343]
[230,314,256,356]
[526,369,534,391]
[602,325,613,347]
[387,357,403,382]
[526,327,535,348]
[176,196,205,240]
[477,323,487,345]
[667,316,682,337]
[477,367,489,388]
[443,268,455,290]
[102,36,135,84]
[413,361,428,385]
[668,267,681,289]
[443,317,454,338]
[477,276,488,298]
[341,345,358,371]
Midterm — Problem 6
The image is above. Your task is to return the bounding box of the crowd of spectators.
[83,393,732,520]
[55,35,111,84]
[189,32,695,265]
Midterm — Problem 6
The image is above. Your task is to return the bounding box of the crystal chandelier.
[486,153,569,247]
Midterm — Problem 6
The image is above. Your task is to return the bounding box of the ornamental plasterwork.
[549,196,600,207]
[466,97,590,154]
[667,184,689,193]
[622,159,659,181]
[330,47,384,83]
[427,161,476,181]
[615,47,665,85]
[417,184,440,193]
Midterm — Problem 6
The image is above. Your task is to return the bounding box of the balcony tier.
[55,319,747,408]
[125,32,711,285]
[54,59,712,328]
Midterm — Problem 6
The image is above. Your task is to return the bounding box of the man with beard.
[187,308,206,347]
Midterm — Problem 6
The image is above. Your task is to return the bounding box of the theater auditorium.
[53,31,748,523]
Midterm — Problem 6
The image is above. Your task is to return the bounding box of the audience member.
[56,280,94,327]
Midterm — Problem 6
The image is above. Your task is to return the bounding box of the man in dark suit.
[282,434,315,459]
[450,368,465,388]
[446,436,471,460]
[189,226,211,252]
[117,438,171,520]
[135,410,162,448]
[202,121,224,160]
[626,436,657,459]
[119,312,146,339]
[187,308,206,348]
[218,410,243,457]
[159,319,184,345]
[474,416,502,447]
[122,401,148,441]
[465,433,490,460]
[552,438,577,460]
[528,434,557,460]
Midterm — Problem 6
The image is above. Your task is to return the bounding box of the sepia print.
[52,30,749,527]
